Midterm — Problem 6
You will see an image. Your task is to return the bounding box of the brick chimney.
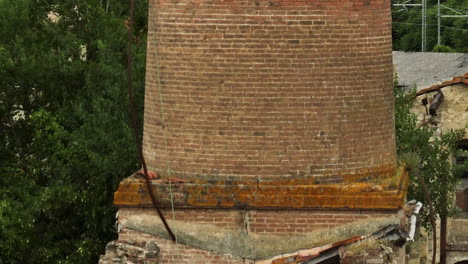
[111,1,409,263]
[143,0,396,180]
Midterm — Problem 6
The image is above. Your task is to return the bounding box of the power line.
[438,3,468,45]
[392,0,427,51]
[392,21,468,32]
[438,0,441,45]
[423,0,427,51]
[392,1,468,46]
[440,4,468,15]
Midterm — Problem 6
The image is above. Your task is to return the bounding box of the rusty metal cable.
[126,0,176,242]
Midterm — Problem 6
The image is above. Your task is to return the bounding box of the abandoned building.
[99,0,415,263]
[409,73,468,264]
[394,51,468,214]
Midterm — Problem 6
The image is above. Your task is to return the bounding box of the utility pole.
[437,4,468,46]
[422,0,427,51]
[393,0,427,51]
[437,0,441,46]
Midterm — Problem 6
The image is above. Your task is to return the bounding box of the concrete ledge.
[114,166,409,210]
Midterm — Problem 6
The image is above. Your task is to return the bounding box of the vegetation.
[392,0,468,52]
[0,0,466,263]
[394,81,466,228]
[394,79,467,263]
[0,0,147,263]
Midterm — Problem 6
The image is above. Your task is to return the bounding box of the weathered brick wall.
[143,0,396,180]
[446,217,468,264]
[119,207,395,235]
[455,189,465,211]
[117,207,397,263]
[126,1,401,262]
[448,217,468,245]
[119,229,251,264]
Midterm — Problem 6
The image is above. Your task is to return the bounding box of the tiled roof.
[393,51,468,90]
[269,236,364,264]
[416,73,468,96]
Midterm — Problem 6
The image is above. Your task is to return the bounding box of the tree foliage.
[394,81,467,227]
[0,0,147,263]
[0,0,466,263]
[392,0,468,52]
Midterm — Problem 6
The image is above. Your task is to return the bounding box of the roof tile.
[416,74,468,96]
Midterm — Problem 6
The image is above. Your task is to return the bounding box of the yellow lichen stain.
[114,165,408,210]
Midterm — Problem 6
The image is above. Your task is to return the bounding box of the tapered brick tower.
[111,0,408,263]
[143,0,396,180]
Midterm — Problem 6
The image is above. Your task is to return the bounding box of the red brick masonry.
[143,0,396,180]
[117,208,398,264]
[113,1,404,262]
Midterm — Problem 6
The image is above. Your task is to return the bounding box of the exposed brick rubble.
[341,246,398,264]
[98,240,159,264]
[98,202,419,264]
[413,73,468,140]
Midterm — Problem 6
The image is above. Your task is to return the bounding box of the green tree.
[392,0,468,52]
[395,87,464,225]
[394,82,467,263]
[0,0,147,263]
